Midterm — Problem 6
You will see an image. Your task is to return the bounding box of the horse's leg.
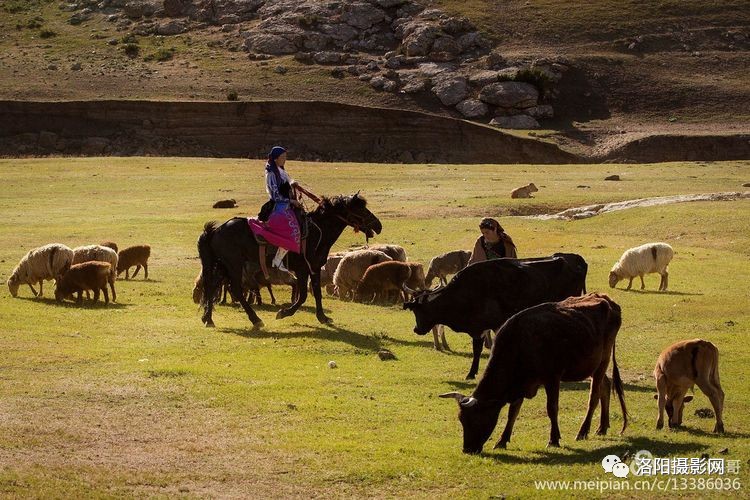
[277,266,314,321]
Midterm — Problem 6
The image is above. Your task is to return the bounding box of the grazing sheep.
[352,244,407,262]
[333,249,392,300]
[100,241,118,253]
[246,267,298,305]
[118,245,151,280]
[510,183,538,199]
[654,339,724,433]
[425,250,471,287]
[316,252,347,296]
[213,199,237,209]
[7,243,74,298]
[55,261,111,305]
[609,242,674,291]
[72,245,118,302]
[354,261,412,304]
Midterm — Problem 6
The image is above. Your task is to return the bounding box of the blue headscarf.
[265,146,287,183]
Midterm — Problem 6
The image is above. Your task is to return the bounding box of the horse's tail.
[198,221,219,312]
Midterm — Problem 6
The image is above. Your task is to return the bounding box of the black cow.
[440,293,628,453]
[403,253,588,379]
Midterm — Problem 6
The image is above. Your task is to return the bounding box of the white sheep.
[7,243,74,297]
[333,249,392,300]
[72,244,118,302]
[609,242,674,291]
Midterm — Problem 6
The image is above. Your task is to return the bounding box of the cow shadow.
[561,381,655,394]
[481,436,707,465]
[666,426,750,440]
[621,289,703,296]
[15,296,131,309]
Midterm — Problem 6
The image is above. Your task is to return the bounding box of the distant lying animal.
[213,199,237,209]
[7,243,74,298]
[654,339,724,433]
[609,242,673,291]
[440,293,627,453]
[510,183,538,199]
[425,250,471,288]
[118,245,151,280]
[55,261,112,305]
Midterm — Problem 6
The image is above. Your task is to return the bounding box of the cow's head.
[655,393,693,427]
[403,286,444,335]
[440,392,502,454]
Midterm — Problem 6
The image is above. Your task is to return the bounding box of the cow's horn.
[460,397,478,408]
[402,283,417,295]
[439,392,466,402]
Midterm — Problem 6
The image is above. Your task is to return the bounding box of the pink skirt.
[247,205,300,253]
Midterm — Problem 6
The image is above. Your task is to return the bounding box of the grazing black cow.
[440,293,628,454]
[403,253,588,379]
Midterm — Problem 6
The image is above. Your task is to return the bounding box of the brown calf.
[55,261,111,305]
[118,245,151,280]
[654,339,724,433]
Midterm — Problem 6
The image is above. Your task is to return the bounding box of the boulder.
[479,81,539,108]
[156,19,187,35]
[370,75,388,89]
[456,99,488,118]
[604,174,621,181]
[375,0,408,7]
[243,33,296,55]
[302,32,331,51]
[124,1,157,19]
[403,25,439,56]
[342,2,386,30]
[468,70,498,86]
[162,0,184,17]
[313,51,346,64]
[400,76,428,93]
[320,23,359,43]
[432,77,469,106]
[456,32,485,52]
[430,35,459,61]
[489,115,540,129]
[524,104,554,119]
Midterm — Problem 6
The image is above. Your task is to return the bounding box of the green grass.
[0,158,748,497]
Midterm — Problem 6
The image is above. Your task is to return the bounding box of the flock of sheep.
[7,242,151,304]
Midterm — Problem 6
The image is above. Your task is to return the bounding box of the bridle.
[334,210,378,234]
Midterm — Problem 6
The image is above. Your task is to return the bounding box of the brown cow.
[440,293,627,453]
[654,339,724,433]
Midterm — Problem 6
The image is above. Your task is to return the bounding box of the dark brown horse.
[197,193,382,328]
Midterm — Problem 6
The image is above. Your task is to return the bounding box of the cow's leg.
[132,264,141,278]
[267,285,276,305]
[432,325,443,351]
[626,277,633,290]
[125,268,130,280]
[93,288,100,303]
[495,398,523,449]
[656,374,667,430]
[76,291,83,304]
[576,371,604,440]
[39,281,44,297]
[440,326,450,350]
[596,374,611,435]
[696,377,725,433]
[482,329,493,349]
[545,380,562,447]
[28,283,39,297]
[466,335,484,380]
[639,275,645,290]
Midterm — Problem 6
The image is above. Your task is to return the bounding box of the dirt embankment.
[0,100,579,164]
[1,100,748,163]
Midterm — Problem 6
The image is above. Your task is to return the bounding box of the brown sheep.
[72,245,118,302]
[654,339,724,433]
[425,250,471,288]
[510,182,538,199]
[100,241,118,253]
[118,245,151,280]
[354,261,412,304]
[213,199,237,209]
[55,261,111,305]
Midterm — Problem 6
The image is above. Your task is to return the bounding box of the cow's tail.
[198,221,220,311]
[612,341,629,435]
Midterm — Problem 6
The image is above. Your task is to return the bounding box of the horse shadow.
[480,436,708,465]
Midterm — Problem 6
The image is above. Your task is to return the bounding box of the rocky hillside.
[1,0,748,158]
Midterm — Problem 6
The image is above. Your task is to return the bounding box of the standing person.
[468,217,517,264]
[249,146,319,277]
[467,217,517,348]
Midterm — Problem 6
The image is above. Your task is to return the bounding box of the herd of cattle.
[6,237,727,453]
[6,242,151,304]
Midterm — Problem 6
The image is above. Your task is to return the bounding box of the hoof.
[317,315,332,325]
[276,309,290,319]
[252,320,264,331]
[595,427,608,436]
[493,441,507,450]
[714,424,725,434]
[465,374,476,380]
[547,441,560,448]
[575,433,588,441]
[204,321,215,328]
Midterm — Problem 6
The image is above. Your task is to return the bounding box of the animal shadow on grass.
[220,323,385,353]
[17,296,130,309]
[668,426,750,439]
[481,436,707,465]
[562,381,655,394]
[624,289,703,297]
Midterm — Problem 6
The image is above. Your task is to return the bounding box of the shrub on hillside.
[39,29,56,39]
[122,43,140,58]
[143,47,175,62]
[226,90,239,101]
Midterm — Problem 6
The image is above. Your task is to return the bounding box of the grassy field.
[0,157,749,497]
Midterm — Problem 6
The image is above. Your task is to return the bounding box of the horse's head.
[320,193,382,238]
